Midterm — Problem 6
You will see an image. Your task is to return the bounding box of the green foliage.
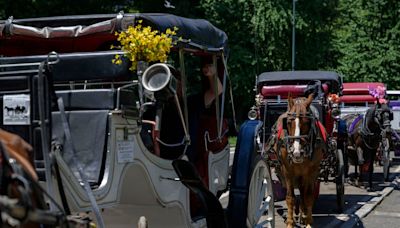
[200,0,259,119]
[199,0,339,119]
[334,0,400,89]
[3,0,400,118]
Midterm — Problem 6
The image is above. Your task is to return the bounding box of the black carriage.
[0,13,272,227]
[245,71,345,212]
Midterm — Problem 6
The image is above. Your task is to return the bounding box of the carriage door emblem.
[3,94,30,125]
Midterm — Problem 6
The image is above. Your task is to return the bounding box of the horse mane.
[362,106,380,134]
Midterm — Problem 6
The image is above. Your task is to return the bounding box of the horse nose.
[293,150,301,158]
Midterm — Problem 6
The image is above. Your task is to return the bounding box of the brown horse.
[343,102,392,189]
[0,129,86,227]
[0,129,48,227]
[274,94,326,228]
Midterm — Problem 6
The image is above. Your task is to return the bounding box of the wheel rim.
[247,160,274,228]
[336,149,345,211]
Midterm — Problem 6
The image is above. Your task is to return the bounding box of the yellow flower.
[112,21,178,71]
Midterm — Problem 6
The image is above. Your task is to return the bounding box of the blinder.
[282,112,315,131]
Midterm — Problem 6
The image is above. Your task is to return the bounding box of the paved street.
[273,158,400,227]
[228,148,400,227]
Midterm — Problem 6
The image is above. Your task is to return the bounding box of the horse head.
[282,93,315,163]
[375,102,392,133]
[0,129,86,227]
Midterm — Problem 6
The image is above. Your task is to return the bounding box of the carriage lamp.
[248,106,258,120]
[331,106,341,119]
[141,63,190,145]
[142,63,178,101]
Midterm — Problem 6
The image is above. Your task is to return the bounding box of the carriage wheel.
[382,138,391,181]
[335,149,345,212]
[228,120,275,228]
[246,155,275,228]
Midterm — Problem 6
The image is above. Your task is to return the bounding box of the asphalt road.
[226,148,400,227]
[273,158,400,228]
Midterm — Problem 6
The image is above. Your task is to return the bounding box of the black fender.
[227,120,263,228]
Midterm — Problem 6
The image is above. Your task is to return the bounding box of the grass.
[228,136,237,147]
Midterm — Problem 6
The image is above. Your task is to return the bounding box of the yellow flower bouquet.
[112,20,178,72]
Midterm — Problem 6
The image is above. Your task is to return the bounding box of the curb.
[354,186,394,219]
[338,174,400,227]
[339,186,394,228]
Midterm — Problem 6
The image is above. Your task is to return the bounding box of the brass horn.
[142,63,177,98]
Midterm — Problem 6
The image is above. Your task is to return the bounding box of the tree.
[199,0,339,119]
[334,0,400,88]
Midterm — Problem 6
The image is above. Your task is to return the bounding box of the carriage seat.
[51,89,114,186]
[55,89,115,110]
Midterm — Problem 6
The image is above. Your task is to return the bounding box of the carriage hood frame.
[0,13,228,56]
[257,71,343,95]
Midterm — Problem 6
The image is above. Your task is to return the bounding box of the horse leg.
[299,184,307,225]
[354,163,360,187]
[285,181,296,228]
[368,159,374,190]
[357,147,364,165]
[303,183,315,228]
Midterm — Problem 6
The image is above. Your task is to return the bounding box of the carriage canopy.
[0,13,228,56]
[341,82,386,103]
[257,71,342,98]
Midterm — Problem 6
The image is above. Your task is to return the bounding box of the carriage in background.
[340,82,392,182]
[0,13,273,227]
[245,71,345,215]
[340,82,386,116]
[387,90,400,158]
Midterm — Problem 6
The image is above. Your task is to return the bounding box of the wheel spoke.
[247,159,275,228]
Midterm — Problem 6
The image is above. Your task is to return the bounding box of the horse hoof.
[366,186,374,192]
[138,216,148,228]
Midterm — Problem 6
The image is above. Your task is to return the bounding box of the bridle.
[280,101,318,163]
[0,142,69,227]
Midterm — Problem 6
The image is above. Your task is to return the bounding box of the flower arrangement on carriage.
[112,20,178,71]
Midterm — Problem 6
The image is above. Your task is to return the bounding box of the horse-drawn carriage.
[245,71,345,227]
[340,82,393,184]
[0,13,272,227]
[387,90,400,157]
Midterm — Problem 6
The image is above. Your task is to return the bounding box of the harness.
[359,109,381,150]
[0,142,68,226]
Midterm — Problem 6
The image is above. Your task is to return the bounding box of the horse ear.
[288,92,294,109]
